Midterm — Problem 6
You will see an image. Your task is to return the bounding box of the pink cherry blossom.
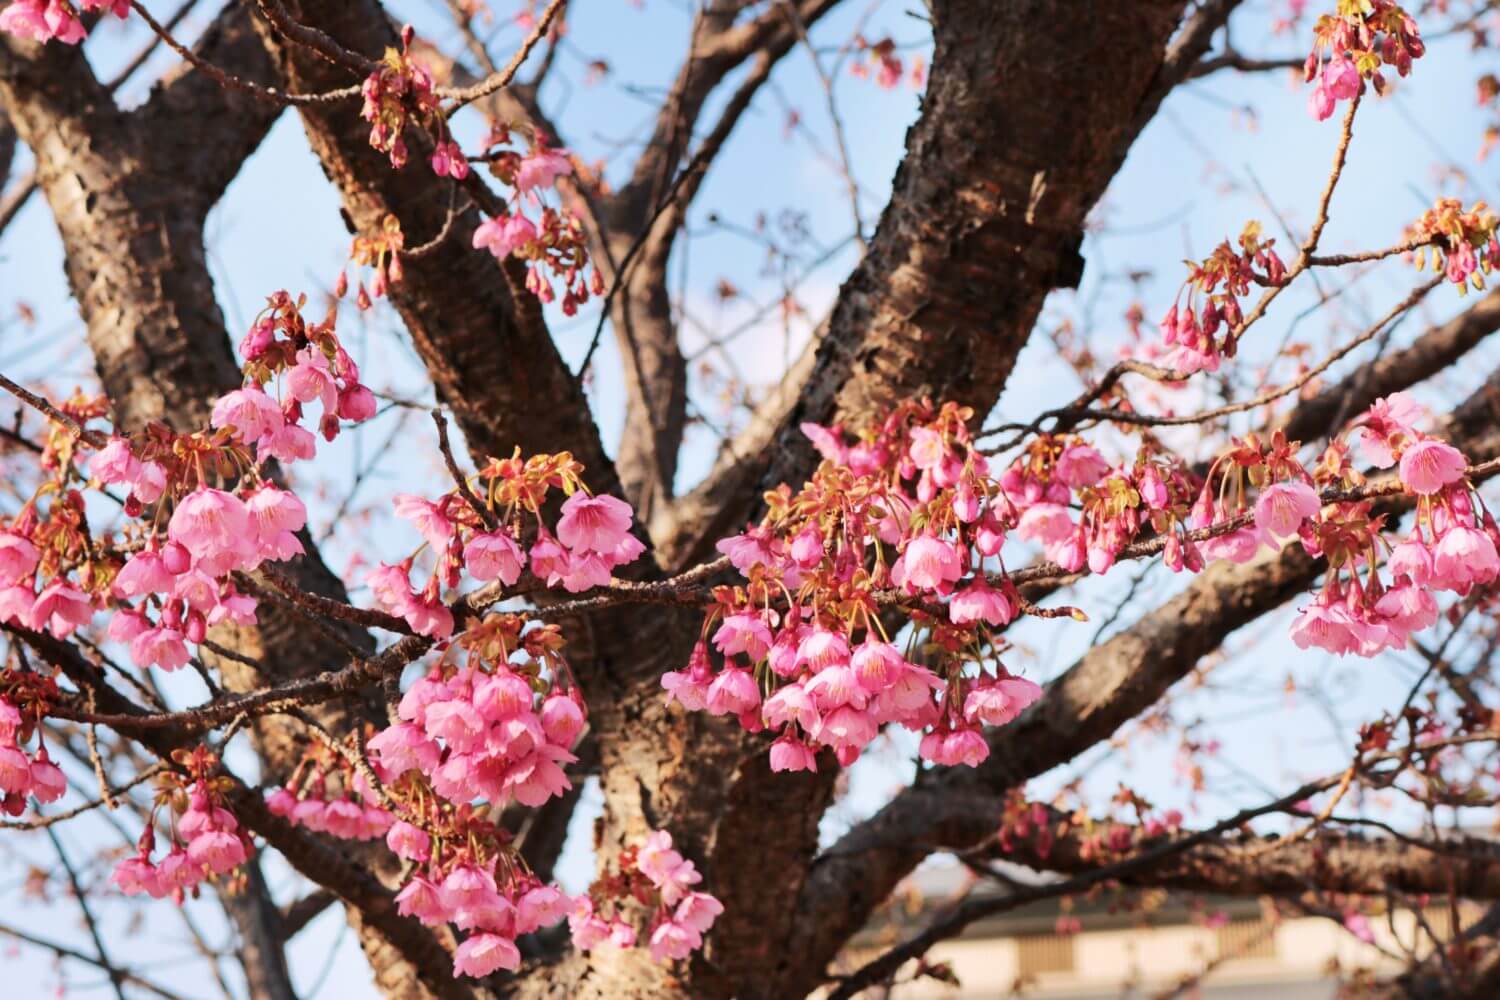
[169,488,252,565]
[1254,481,1320,538]
[472,213,539,258]
[1398,440,1467,495]
[464,531,525,585]
[556,492,634,555]
[393,494,454,551]
[705,666,760,716]
[130,627,191,670]
[515,147,573,191]
[0,532,38,586]
[901,534,963,591]
[28,581,93,637]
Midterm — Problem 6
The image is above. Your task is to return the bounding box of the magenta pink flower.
[1432,525,1499,589]
[705,666,760,716]
[1016,503,1074,544]
[257,423,317,464]
[502,746,574,806]
[404,596,454,639]
[813,704,877,756]
[713,613,773,661]
[472,213,539,258]
[1307,83,1336,121]
[1055,444,1110,488]
[557,492,634,555]
[558,550,612,592]
[113,549,174,598]
[1254,481,1320,538]
[286,347,339,413]
[770,735,819,774]
[1323,56,1361,100]
[516,884,570,934]
[762,682,819,732]
[0,745,29,795]
[804,666,866,714]
[540,693,585,747]
[529,534,570,584]
[395,877,448,926]
[188,830,247,874]
[338,384,377,422]
[464,531,525,585]
[850,639,906,692]
[169,488,252,563]
[963,676,1043,727]
[28,581,93,637]
[91,437,140,485]
[648,921,700,963]
[1398,439,1467,495]
[515,147,573,191]
[366,562,414,615]
[0,532,38,587]
[130,627,190,671]
[949,578,1016,626]
[211,386,283,443]
[796,626,850,670]
[901,534,963,591]
[393,494,454,551]
[28,751,66,803]
[1387,535,1433,585]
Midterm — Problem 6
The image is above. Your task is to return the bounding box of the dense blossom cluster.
[0,292,376,683]
[112,748,253,901]
[661,386,1491,773]
[1288,393,1498,655]
[267,735,395,841]
[368,450,643,639]
[666,402,1056,773]
[1405,198,1499,293]
[352,616,719,976]
[569,829,724,964]
[1304,0,1424,120]
[1157,222,1286,374]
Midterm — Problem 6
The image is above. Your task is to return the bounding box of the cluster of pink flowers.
[402,861,572,977]
[470,129,604,315]
[369,662,582,810]
[849,35,924,90]
[569,829,724,964]
[359,28,442,171]
[1289,394,1496,655]
[0,509,93,638]
[0,696,65,815]
[368,458,642,639]
[1405,198,1499,294]
[0,0,125,46]
[113,753,252,902]
[664,402,1057,773]
[352,616,590,977]
[1157,222,1285,374]
[267,757,395,842]
[1304,1,1424,120]
[87,294,374,671]
[661,389,1491,774]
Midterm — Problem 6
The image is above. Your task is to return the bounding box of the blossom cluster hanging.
[1405,198,1499,293]
[569,829,725,964]
[1157,221,1287,374]
[356,614,611,977]
[0,675,65,815]
[1304,0,1424,120]
[112,747,253,901]
[659,384,1495,775]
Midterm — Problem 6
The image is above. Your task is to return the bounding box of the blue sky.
[2,0,1499,995]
